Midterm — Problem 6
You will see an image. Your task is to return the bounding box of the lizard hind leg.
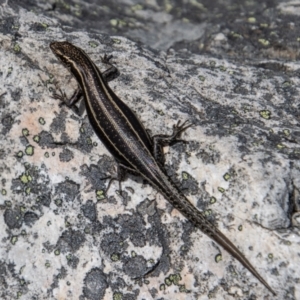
[104,163,139,199]
[104,164,126,198]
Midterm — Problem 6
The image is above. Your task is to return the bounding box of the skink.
[50,41,276,295]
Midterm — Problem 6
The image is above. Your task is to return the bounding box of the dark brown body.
[50,41,276,295]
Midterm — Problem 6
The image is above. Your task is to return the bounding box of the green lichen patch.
[169,273,182,285]
[110,19,127,28]
[16,151,23,158]
[38,117,46,125]
[55,199,62,206]
[178,284,190,293]
[204,209,212,216]
[182,172,189,180]
[277,143,286,149]
[113,39,121,44]
[17,291,22,299]
[258,39,270,46]
[282,81,292,88]
[20,173,32,184]
[22,128,29,136]
[210,197,216,204]
[259,110,271,119]
[33,135,40,143]
[131,4,143,11]
[5,201,12,207]
[218,65,226,72]
[223,173,231,181]
[25,145,34,156]
[215,253,222,263]
[111,253,120,261]
[209,60,216,67]
[88,41,98,48]
[11,236,18,245]
[260,23,268,28]
[230,31,243,39]
[110,19,118,26]
[164,277,172,286]
[217,187,225,193]
[113,292,123,300]
[247,17,256,23]
[283,129,290,136]
[13,43,21,53]
[96,190,106,201]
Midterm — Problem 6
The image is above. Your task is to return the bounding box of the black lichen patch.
[1,16,19,35]
[67,254,79,269]
[4,208,23,229]
[0,261,28,298]
[10,88,22,102]
[8,164,52,223]
[29,22,48,32]
[50,109,68,134]
[81,200,97,222]
[19,135,29,146]
[100,207,148,261]
[56,229,85,253]
[49,110,95,153]
[83,268,108,300]
[48,267,67,295]
[1,114,13,135]
[59,148,74,162]
[54,179,80,202]
[146,212,172,275]
[110,276,126,291]
[179,222,196,257]
[122,255,148,278]
[180,172,199,196]
[196,147,221,165]
[90,221,103,235]
[43,241,56,253]
[23,211,39,227]
[80,155,116,191]
[118,214,147,248]
[39,192,51,207]
[75,118,95,153]
[38,131,56,148]
[136,198,157,217]
[100,232,127,256]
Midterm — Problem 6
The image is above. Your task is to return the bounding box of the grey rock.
[0,1,299,299]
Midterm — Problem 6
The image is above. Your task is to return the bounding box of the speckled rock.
[0,2,299,300]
